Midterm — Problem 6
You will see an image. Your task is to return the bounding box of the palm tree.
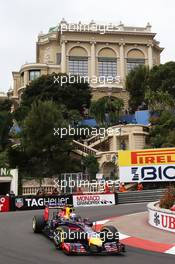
[145,90,175,112]
[90,96,124,126]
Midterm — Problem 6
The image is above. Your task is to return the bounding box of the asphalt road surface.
[0,203,174,264]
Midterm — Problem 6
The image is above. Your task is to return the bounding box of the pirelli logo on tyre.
[73,194,115,207]
[118,148,175,183]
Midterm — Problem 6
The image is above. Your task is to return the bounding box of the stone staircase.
[72,140,118,168]
[72,140,98,157]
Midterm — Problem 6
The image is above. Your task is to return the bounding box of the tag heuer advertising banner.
[14,195,73,210]
[73,194,115,207]
[118,148,175,182]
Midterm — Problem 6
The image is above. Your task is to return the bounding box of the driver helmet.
[70,213,77,221]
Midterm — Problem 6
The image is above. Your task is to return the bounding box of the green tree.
[0,149,9,168]
[8,73,92,180]
[90,96,124,126]
[149,111,175,148]
[148,61,175,97]
[15,73,91,122]
[0,112,13,151]
[145,90,175,112]
[126,65,149,112]
[11,101,81,178]
[0,100,13,152]
[0,99,12,112]
[83,155,99,180]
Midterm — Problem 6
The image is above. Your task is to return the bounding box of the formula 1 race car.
[32,205,125,255]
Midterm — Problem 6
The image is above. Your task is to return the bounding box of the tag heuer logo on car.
[15,198,24,208]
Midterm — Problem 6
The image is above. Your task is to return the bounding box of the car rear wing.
[46,204,74,209]
[43,204,75,221]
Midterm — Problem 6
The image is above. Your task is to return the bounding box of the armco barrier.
[117,189,165,204]
[0,193,118,212]
[0,190,166,212]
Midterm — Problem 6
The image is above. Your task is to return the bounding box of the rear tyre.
[100,225,119,243]
[32,215,45,233]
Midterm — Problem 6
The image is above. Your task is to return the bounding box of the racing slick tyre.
[32,215,45,233]
[100,225,119,243]
[53,226,87,250]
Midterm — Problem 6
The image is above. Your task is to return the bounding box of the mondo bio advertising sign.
[118,148,175,182]
[73,194,115,207]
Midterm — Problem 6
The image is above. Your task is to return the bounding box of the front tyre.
[53,226,69,249]
[32,215,45,233]
[100,225,119,243]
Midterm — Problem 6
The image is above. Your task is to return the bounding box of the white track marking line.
[118,232,130,240]
[165,246,175,255]
[94,219,109,225]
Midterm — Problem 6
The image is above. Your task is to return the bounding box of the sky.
[0,0,175,92]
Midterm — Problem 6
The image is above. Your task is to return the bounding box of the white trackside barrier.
[147,201,175,233]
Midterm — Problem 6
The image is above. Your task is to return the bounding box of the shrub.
[159,187,175,209]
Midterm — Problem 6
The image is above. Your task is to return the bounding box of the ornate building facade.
[10,19,163,108]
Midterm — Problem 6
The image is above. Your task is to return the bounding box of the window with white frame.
[127,58,145,73]
[29,70,41,81]
[69,56,88,76]
[98,57,117,79]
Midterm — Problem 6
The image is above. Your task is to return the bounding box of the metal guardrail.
[22,186,166,203]
[22,185,55,195]
[118,189,165,204]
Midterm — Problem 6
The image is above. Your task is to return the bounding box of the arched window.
[98,48,117,79]
[127,49,145,73]
[69,47,88,76]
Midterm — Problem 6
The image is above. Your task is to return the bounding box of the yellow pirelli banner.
[118,148,175,182]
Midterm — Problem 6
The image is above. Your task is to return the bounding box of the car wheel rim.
[54,231,62,246]
[32,218,36,230]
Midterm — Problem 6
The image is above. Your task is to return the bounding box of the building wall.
[106,124,149,151]
[10,20,163,106]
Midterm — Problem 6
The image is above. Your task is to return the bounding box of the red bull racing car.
[32,205,125,255]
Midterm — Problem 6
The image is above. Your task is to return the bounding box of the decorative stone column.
[119,40,125,83]
[113,134,118,151]
[24,71,28,86]
[61,39,67,73]
[128,133,134,149]
[10,169,18,195]
[148,41,153,68]
[12,73,19,97]
[90,39,96,78]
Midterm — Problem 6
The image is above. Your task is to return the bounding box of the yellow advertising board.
[118,148,175,182]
